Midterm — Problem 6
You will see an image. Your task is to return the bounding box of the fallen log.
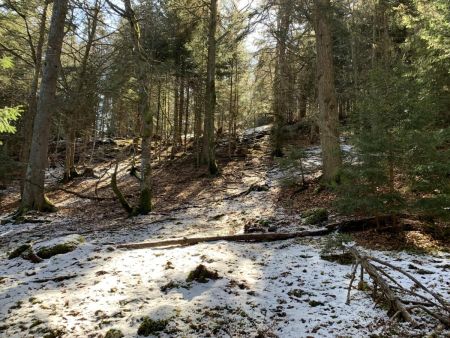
[117,228,332,250]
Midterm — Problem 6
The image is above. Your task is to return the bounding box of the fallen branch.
[348,247,450,327]
[348,247,416,325]
[117,228,332,250]
[370,257,449,311]
[55,187,115,201]
[111,161,134,214]
[33,274,77,283]
[224,182,270,200]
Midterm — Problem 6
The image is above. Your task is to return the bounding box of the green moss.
[138,188,152,215]
[29,319,44,329]
[105,328,124,338]
[258,219,271,227]
[41,195,57,213]
[42,328,65,338]
[8,244,31,259]
[186,264,220,283]
[308,300,325,307]
[137,317,168,336]
[37,243,78,259]
[303,208,329,224]
[288,289,312,298]
[36,235,84,259]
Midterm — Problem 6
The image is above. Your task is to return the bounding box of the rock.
[244,218,274,233]
[303,208,328,225]
[288,289,308,298]
[34,234,84,259]
[105,329,124,338]
[308,300,325,307]
[186,264,220,283]
[137,317,168,336]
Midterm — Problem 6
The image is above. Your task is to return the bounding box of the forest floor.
[0,126,449,338]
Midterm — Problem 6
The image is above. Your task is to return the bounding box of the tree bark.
[21,0,69,212]
[184,84,190,150]
[202,0,219,175]
[272,0,291,157]
[20,2,49,187]
[171,75,180,157]
[122,0,153,214]
[313,0,342,182]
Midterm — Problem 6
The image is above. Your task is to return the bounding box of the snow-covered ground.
[0,128,448,337]
[1,233,448,337]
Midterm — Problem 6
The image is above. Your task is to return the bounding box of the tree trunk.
[228,63,234,158]
[20,2,49,189]
[178,73,185,145]
[156,82,161,140]
[63,129,77,182]
[272,0,291,157]
[313,0,342,182]
[184,84,190,151]
[63,2,100,182]
[122,0,153,214]
[171,75,180,157]
[21,0,69,212]
[194,80,203,166]
[202,0,219,175]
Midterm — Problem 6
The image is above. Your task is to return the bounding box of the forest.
[0,0,449,337]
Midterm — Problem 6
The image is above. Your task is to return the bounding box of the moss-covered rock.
[105,328,124,338]
[186,264,220,283]
[35,234,84,259]
[308,300,325,307]
[137,317,168,336]
[37,244,77,259]
[42,328,65,338]
[303,208,328,225]
[8,244,31,259]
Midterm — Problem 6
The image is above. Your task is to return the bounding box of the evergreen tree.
[338,65,450,221]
